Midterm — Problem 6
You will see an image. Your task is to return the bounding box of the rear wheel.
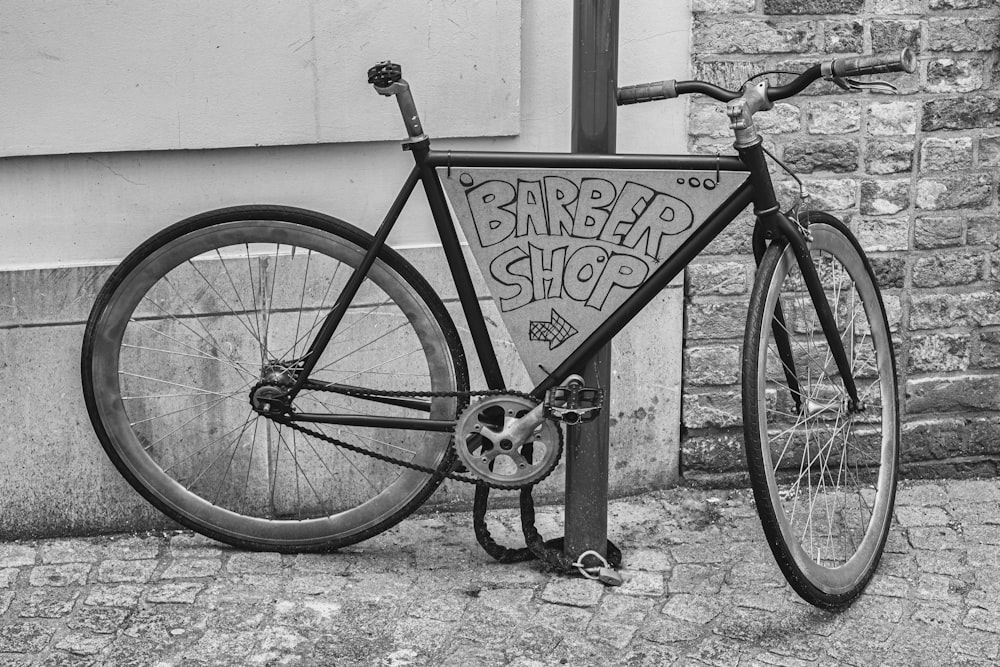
[82,205,467,551]
[742,212,899,609]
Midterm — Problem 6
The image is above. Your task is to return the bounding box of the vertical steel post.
[565,0,618,562]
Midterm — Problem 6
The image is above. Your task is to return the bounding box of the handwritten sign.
[441,167,748,383]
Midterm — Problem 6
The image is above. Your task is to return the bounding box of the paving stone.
[290,553,352,575]
[914,549,968,577]
[622,548,673,572]
[911,602,957,628]
[587,617,639,650]
[391,618,453,661]
[945,480,1000,504]
[915,572,963,601]
[18,589,81,619]
[102,536,162,561]
[0,590,14,614]
[285,571,351,596]
[0,567,19,588]
[159,558,222,579]
[637,615,705,644]
[179,629,258,664]
[896,482,948,506]
[83,585,144,608]
[40,540,105,565]
[539,577,603,607]
[248,626,311,665]
[963,524,1000,546]
[52,633,113,657]
[713,606,778,643]
[594,592,655,625]
[552,633,622,665]
[37,651,95,667]
[620,638,685,665]
[947,501,1000,527]
[883,527,912,554]
[28,564,91,588]
[145,582,205,604]
[690,635,747,666]
[95,559,157,584]
[532,600,593,633]
[671,542,728,563]
[908,525,965,550]
[865,574,911,599]
[728,587,799,613]
[616,570,666,597]
[750,651,816,666]
[65,607,131,635]
[0,622,56,653]
[661,593,725,624]
[668,563,725,595]
[895,505,951,527]
[0,545,36,568]
[964,607,1000,633]
[406,591,470,622]
[167,533,227,558]
[439,641,508,667]
[226,552,284,575]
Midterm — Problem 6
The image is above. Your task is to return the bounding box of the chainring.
[454,395,563,489]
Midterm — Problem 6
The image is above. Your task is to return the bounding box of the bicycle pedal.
[544,381,604,425]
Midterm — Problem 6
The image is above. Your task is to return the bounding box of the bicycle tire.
[82,205,468,552]
[742,211,899,609]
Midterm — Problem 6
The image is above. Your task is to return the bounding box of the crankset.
[454,395,563,489]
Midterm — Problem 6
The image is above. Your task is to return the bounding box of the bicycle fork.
[740,141,861,414]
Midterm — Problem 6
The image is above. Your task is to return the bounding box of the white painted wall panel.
[0,1,521,156]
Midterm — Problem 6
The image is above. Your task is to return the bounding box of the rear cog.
[454,395,562,489]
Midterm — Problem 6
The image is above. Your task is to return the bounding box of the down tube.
[532,179,755,397]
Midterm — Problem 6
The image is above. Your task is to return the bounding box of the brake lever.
[827,75,898,94]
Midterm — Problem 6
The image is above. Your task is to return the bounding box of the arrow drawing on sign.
[528,309,579,350]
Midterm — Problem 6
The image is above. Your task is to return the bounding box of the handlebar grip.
[828,48,917,78]
[616,80,678,106]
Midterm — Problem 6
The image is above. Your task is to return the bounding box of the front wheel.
[742,212,899,609]
[82,205,467,552]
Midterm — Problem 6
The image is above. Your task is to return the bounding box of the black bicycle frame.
[286,142,859,430]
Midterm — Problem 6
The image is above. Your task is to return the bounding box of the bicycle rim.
[744,214,899,607]
[83,207,463,551]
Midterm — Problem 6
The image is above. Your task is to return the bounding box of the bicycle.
[81,49,915,609]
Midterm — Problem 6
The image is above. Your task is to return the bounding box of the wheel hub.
[250,360,299,416]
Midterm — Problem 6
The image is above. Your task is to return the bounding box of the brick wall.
[683,0,1000,482]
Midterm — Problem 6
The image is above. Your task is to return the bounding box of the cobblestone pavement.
[1,479,999,665]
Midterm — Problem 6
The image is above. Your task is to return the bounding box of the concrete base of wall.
[0,245,682,540]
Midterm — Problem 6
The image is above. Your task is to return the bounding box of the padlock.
[597,567,624,586]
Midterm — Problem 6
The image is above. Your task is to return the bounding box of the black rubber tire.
[82,205,468,552]
[742,211,899,609]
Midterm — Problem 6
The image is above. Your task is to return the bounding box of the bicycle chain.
[256,380,618,575]
[258,381,546,489]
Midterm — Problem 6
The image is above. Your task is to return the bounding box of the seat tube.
[415,152,507,391]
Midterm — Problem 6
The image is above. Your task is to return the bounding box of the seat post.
[368,61,428,146]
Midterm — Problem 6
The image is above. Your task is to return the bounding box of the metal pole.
[565,0,618,562]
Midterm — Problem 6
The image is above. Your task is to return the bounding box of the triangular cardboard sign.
[440,166,747,384]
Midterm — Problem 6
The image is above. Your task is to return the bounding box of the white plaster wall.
[0,1,689,268]
[0,1,691,537]
[0,1,522,155]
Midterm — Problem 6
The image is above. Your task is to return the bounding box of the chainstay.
[266,385,535,488]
